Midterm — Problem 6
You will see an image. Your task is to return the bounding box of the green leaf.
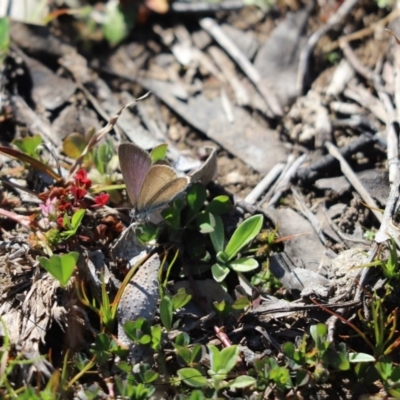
[211,263,230,282]
[206,195,231,215]
[38,252,79,287]
[213,300,226,313]
[161,200,182,229]
[60,209,86,239]
[229,257,259,272]
[282,342,295,359]
[123,318,151,343]
[270,366,291,385]
[189,390,205,400]
[348,353,375,363]
[310,323,326,342]
[207,345,220,373]
[94,142,113,175]
[229,375,256,388]
[295,369,310,387]
[150,325,162,351]
[143,369,158,384]
[187,183,207,212]
[103,1,129,46]
[0,17,10,62]
[171,288,192,311]
[160,296,173,331]
[218,345,239,373]
[136,223,159,244]
[209,214,224,253]
[150,144,168,163]
[232,296,251,310]
[174,332,190,347]
[176,347,192,366]
[71,208,86,228]
[196,212,215,234]
[225,215,263,260]
[208,344,239,374]
[190,344,204,364]
[13,135,42,159]
[177,368,208,388]
[62,132,86,159]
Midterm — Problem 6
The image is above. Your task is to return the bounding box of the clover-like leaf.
[38,251,79,287]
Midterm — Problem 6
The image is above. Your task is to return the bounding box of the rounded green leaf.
[229,257,258,272]
[211,263,230,282]
[178,368,208,388]
[229,375,256,388]
[150,143,168,162]
[206,195,231,215]
[349,353,375,363]
[103,1,129,46]
[225,215,263,260]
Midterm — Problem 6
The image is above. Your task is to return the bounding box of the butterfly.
[118,143,190,219]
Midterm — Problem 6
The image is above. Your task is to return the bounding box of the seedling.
[160,288,192,331]
[210,214,264,284]
[177,344,256,395]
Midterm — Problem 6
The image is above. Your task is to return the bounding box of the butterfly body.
[118,143,190,220]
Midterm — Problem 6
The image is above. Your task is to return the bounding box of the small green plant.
[173,333,204,368]
[38,251,79,287]
[123,318,162,353]
[60,209,86,240]
[160,288,192,331]
[13,135,43,159]
[359,289,400,358]
[361,238,400,280]
[177,344,256,395]
[210,214,264,284]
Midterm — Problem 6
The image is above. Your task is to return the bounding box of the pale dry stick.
[375,166,400,244]
[77,82,124,139]
[340,40,399,182]
[199,17,282,117]
[344,85,387,123]
[296,0,358,94]
[266,154,307,208]
[208,46,250,106]
[172,0,244,12]
[291,186,327,246]
[258,154,296,206]
[220,88,234,123]
[393,41,400,180]
[244,163,285,206]
[67,94,150,183]
[324,8,400,53]
[325,141,383,224]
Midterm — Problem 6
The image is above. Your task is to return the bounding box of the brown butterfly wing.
[118,143,152,207]
[137,165,189,212]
